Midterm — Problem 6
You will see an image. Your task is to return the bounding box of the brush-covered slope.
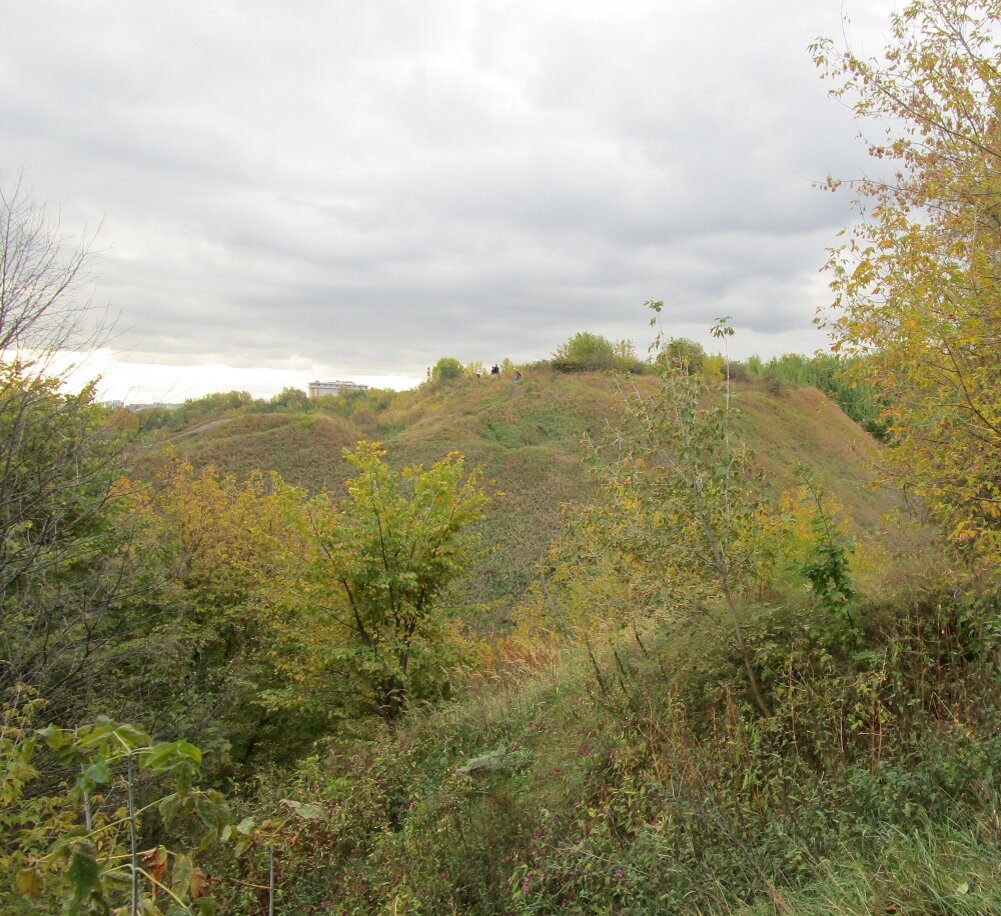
[164,369,901,610]
[165,411,366,492]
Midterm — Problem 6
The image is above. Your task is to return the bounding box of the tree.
[0,181,137,716]
[0,176,102,364]
[657,337,706,374]
[604,366,771,715]
[432,357,463,381]
[813,0,1001,558]
[0,180,249,907]
[269,385,311,411]
[545,317,771,715]
[269,442,489,723]
[611,338,644,373]
[552,332,617,372]
[115,456,314,761]
[0,372,130,704]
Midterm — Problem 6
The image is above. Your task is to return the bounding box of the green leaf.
[158,792,181,828]
[78,757,112,793]
[233,835,253,858]
[114,724,151,750]
[38,724,71,751]
[281,798,324,820]
[145,740,201,773]
[171,853,193,898]
[66,842,101,906]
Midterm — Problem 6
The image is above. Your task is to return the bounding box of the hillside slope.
[165,370,903,611]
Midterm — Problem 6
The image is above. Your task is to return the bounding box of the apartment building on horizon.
[308,379,370,398]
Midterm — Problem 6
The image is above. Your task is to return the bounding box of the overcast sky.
[1,0,897,400]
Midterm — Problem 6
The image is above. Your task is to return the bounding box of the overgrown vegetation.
[2,1,1000,911]
[551,331,644,374]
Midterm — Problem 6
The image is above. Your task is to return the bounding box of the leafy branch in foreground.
[3,692,233,914]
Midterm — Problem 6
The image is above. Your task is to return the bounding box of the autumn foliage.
[5,1,1001,910]
[814,0,1001,559]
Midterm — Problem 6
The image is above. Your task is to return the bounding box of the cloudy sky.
[1,0,896,401]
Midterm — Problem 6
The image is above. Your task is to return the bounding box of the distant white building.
[308,379,370,398]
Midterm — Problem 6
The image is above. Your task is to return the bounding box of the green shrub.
[552,332,618,372]
[433,357,464,380]
[656,337,706,374]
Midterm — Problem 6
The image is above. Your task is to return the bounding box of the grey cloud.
[0,0,897,384]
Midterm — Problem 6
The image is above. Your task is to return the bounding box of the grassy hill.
[164,411,365,493]
[12,369,992,916]
[161,369,905,617]
[186,372,995,913]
